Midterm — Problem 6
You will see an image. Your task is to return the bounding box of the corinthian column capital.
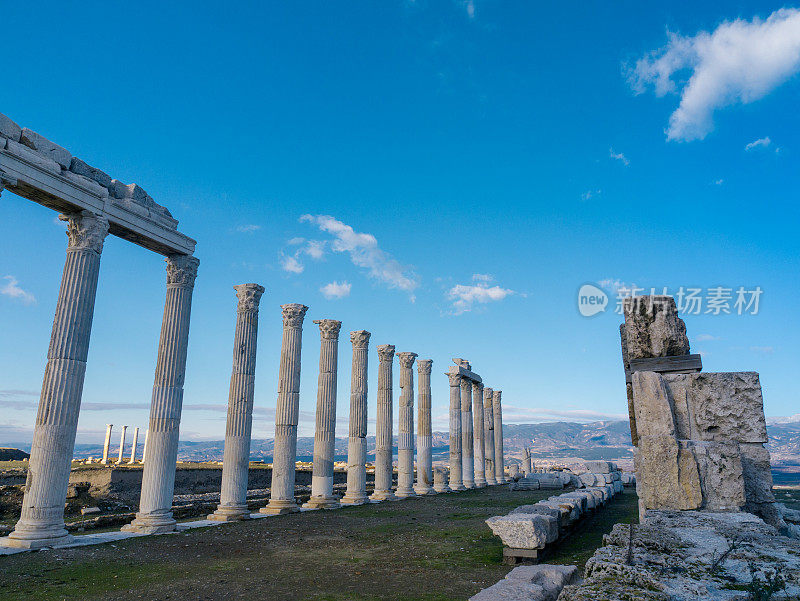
[460,377,471,391]
[376,344,395,362]
[397,352,418,368]
[165,255,199,288]
[281,303,308,327]
[472,381,483,393]
[350,330,371,348]
[483,387,494,405]
[59,211,109,254]
[234,283,265,312]
[447,372,461,387]
[314,319,342,340]
[417,359,432,375]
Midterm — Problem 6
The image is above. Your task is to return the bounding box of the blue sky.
[2,1,799,444]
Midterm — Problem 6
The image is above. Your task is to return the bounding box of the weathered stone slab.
[486,514,557,548]
[623,295,690,359]
[469,579,546,601]
[509,504,563,529]
[631,371,677,439]
[586,488,606,504]
[685,440,745,510]
[738,442,774,505]
[0,113,21,142]
[556,494,587,513]
[505,564,579,600]
[578,472,598,487]
[5,139,61,174]
[583,460,613,473]
[637,436,702,511]
[19,128,72,169]
[69,157,113,189]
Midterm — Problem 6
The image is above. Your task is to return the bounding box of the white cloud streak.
[609,148,630,166]
[320,281,352,299]
[628,8,800,141]
[745,136,775,151]
[234,224,261,233]
[1,275,36,305]
[447,275,515,314]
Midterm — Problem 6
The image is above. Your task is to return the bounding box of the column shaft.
[128,427,139,464]
[395,352,417,497]
[461,379,474,488]
[371,345,396,501]
[483,387,496,485]
[123,255,198,534]
[117,425,128,464]
[472,382,486,487]
[493,390,505,483]
[101,424,113,465]
[447,372,464,491]
[341,331,370,505]
[210,284,264,521]
[3,211,108,549]
[414,359,434,494]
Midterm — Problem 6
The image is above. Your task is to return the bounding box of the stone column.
[142,429,149,464]
[414,359,434,495]
[461,378,474,488]
[101,424,113,465]
[341,330,370,505]
[123,254,199,534]
[128,427,139,464]
[304,319,342,509]
[433,467,450,493]
[3,211,109,550]
[447,372,464,491]
[117,425,128,464]
[483,387,496,485]
[370,344,396,501]
[493,390,505,483]
[395,352,417,498]
[261,304,308,515]
[209,283,265,521]
[472,381,486,488]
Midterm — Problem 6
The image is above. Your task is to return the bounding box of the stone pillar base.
[121,512,177,535]
[370,490,396,501]
[0,532,73,550]
[340,494,369,505]
[395,489,416,498]
[433,484,450,493]
[413,484,435,495]
[260,500,299,515]
[302,497,341,509]
[450,484,467,492]
[207,506,251,522]
[474,478,487,488]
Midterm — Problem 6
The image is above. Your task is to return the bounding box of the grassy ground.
[0,486,639,601]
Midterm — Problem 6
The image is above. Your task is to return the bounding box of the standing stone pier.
[261,304,308,515]
[128,427,139,464]
[493,390,505,483]
[209,283,265,521]
[3,212,109,549]
[123,255,199,534]
[414,359,435,495]
[341,330,371,505]
[101,424,113,465]
[117,425,128,464]
[483,387,496,485]
[461,378,475,488]
[472,381,486,487]
[447,372,465,491]
[304,319,343,509]
[395,352,418,498]
[371,344,396,501]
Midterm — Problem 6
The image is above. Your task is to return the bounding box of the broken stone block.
[509,504,563,529]
[563,491,596,510]
[637,436,702,511]
[738,442,775,505]
[631,371,677,439]
[486,514,558,548]
[584,460,613,473]
[505,564,579,600]
[19,127,72,169]
[69,157,113,189]
[623,295,690,360]
[579,472,598,487]
[469,579,546,601]
[685,440,745,510]
[80,506,100,515]
[0,113,22,142]
[556,493,588,513]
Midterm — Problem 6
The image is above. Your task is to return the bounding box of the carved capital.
[483,387,494,403]
[60,211,109,254]
[376,344,395,362]
[234,283,265,312]
[472,381,484,394]
[493,390,502,403]
[314,319,342,340]
[397,352,418,368]
[447,372,461,387]
[281,303,308,328]
[417,359,432,375]
[165,254,199,287]
[350,330,371,348]
[460,378,471,391]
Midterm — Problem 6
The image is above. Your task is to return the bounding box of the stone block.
[579,472,598,487]
[535,501,572,525]
[637,436,702,511]
[685,440,745,510]
[5,139,61,174]
[586,488,606,504]
[0,113,21,142]
[557,493,588,513]
[486,514,557,548]
[564,491,596,510]
[739,442,775,505]
[584,460,613,473]
[469,579,546,601]
[509,504,563,529]
[19,128,72,169]
[505,564,579,600]
[631,371,677,439]
[69,157,113,189]
[613,481,623,494]
[601,473,614,484]
[623,295,690,360]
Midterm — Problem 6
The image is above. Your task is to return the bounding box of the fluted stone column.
[447,372,464,491]
[341,330,370,505]
[117,425,128,464]
[128,427,139,464]
[304,319,342,509]
[101,424,113,465]
[493,390,505,483]
[461,378,474,488]
[472,381,486,487]
[261,304,308,515]
[483,387,496,485]
[2,211,109,549]
[414,359,434,495]
[371,345,396,501]
[142,429,149,464]
[209,283,265,521]
[395,352,417,498]
[123,254,199,534]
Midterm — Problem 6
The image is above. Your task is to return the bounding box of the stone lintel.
[447,365,482,383]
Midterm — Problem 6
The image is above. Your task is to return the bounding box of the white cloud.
[745,136,779,152]
[503,404,627,423]
[300,214,419,296]
[609,148,630,166]
[628,8,800,141]
[461,0,475,19]
[1,275,36,305]
[598,278,635,295]
[234,224,261,233]
[750,345,775,354]
[581,189,601,201]
[320,281,352,300]
[447,278,515,314]
[287,237,305,245]
[305,240,326,260]
[280,254,304,274]
[695,334,721,341]
[472,273,493,283]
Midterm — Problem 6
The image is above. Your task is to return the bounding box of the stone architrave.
[395,352,418,498]
[261,304,308,515]
[209,283,265,521]
[304,319,343,509]
[128,427,139,464]
[2,211,109,550]
[472,381,486,487]
[493,390,505,483]
[461,378,475,488]
[483,387,496,485]
[448,372,465,491]
[341,331,371,505]
[117,425,128,464]
[123,254,199,534]
[414,359,435,495]
[371,345,396,501]
[101,424,113,465]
